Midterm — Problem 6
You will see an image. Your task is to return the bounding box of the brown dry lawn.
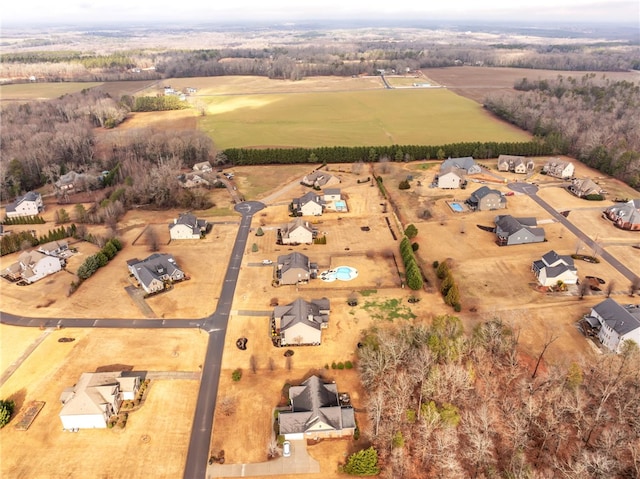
[2,155,639,478]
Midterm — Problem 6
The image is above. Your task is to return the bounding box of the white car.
[282,441,291,457]
[262,259,273,265]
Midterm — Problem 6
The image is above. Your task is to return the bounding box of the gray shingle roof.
[277,252,310,274]
[593,298,640,336]
[274,298,329,332]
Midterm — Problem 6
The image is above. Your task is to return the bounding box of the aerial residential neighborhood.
[1,12,640,479]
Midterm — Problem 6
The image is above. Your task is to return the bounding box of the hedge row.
[2,215,45,225]
[71,238,122,292]
[400,236,423,291]
[435,260,461,311]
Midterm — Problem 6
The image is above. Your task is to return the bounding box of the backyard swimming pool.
[450,202,464,212]
[320,266,358,282]
[334,200,347,211]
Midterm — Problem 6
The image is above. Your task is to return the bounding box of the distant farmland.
[0,82,103,101]
[198,88,531,149]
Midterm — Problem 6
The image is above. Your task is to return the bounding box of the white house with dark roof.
[59,372,140,430]
[323,188,341,202]
[169,213,208,240]
[5,191,43,218]
[127,253,185,294]
[441,156,482,175]
[273,298,330,346]
[437,166,465,189]
[278,375,356,440]
[279,218,315,245]
[466,186,506,211]
[495,215,545,246]
[542,159,574,179]
[276,252,318,285]
[1,250,62,283]
[291,192,325,216]
[587,298,640,353]
[603,199,640,231]
[37,240,69,258]
[531,250,578,287]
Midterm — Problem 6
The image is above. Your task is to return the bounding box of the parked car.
[262,259,273,265]
[282,441,291,457]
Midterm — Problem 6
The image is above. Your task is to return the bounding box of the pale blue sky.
[1,0,638,25]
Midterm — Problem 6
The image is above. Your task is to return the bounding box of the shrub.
[255,227,264,236]
[331,361,337,369]
[231,369,242,382]
[411,242,419,252]
[398,180,410,190]
[584,194,604,201]
[345,360,353,369]
[404,224,418,239]
[343,446,380,476]
[251,243,258,252]
[0,399,15,428]
[337,362,345,370]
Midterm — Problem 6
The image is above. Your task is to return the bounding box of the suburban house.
[1,250,62,283]
[542,159,574,179]
[323,188,342,202]
[466,186,506,211]
[192,161,212,173]
[531,250,578,287]
[437,166,466,189]
[494,215,545,246]
[441,156,482,175]
[276,252,318,285]
[178,173,210,188]
[5,191,43,218]
[54,171,96,195]
[278,375,356,440]
[603,199,640,231]
[568,178,603,198]
[59,372,140,430]
[272,298,330,346]
[291,192,325,216]
[169,213,209,240]
[585,298,640,353]
[301,171,340,189]
[37,239,69,258]
[497,155,534,174]
[278,218,316,245]
[127,253,185,295]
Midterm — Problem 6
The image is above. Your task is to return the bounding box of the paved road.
[183,201,264,479]
[0,200,265,479]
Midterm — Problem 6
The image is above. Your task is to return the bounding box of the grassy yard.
[198,88,531,149]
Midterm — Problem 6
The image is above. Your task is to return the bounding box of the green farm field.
[197,87,531,149]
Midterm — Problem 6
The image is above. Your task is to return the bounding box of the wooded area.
[358,319,640,479]
[485,74,640,188]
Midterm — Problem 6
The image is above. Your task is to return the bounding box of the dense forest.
[484,74,640,188]
[357,319,640,479]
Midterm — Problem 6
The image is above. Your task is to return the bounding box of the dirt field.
[423,66,640,103]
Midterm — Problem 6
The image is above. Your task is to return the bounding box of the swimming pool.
[450,202,464,212]
[320,266,358,282]
[335,200,347,211]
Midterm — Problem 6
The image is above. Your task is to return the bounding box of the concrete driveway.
[208,440,320,477]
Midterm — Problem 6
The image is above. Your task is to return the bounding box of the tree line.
[485,74,640,189]
[357,319,640,478]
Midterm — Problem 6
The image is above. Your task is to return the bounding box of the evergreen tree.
[343,446,380,476]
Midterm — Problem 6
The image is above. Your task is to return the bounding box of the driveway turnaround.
[208,440,320,477]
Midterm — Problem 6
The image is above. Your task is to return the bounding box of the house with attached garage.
[585,298,640,353]
[466,186,506,211]
[192,161,212,173]
[5,191,43,218]
[603,199,640,231]
[568,178,603,198]
[278,375,355,440]
[127,253,185,295]
[1,250,62,283]
[169,213,209,240]
[301,171,340,189]
[437,166,466,189]
[442,156,482,175]
[291,191,325,216]
[497,155,534,174]
[37,239,69,258]
[272,297,330,346]
[494,215,545,246]
[276,252,318,285]
[59,372,140,430]
[278,218,316,245]
[542,159,574,179]
[531,250,578,287]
